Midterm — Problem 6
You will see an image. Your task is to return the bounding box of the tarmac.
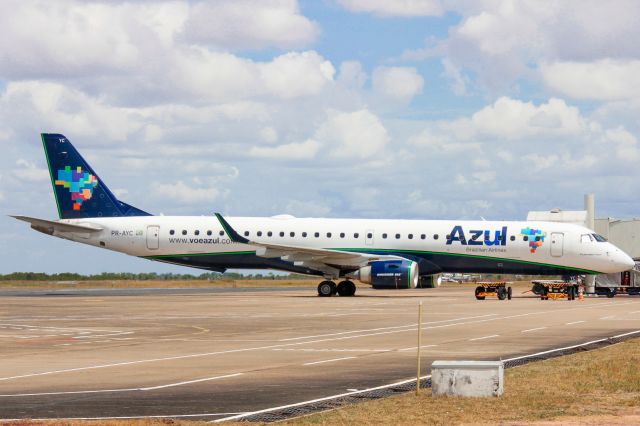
[1,283,639,421]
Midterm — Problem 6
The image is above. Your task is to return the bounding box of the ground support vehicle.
[594,264,640,298]
[474,282,512,301]
[532,280,578,301]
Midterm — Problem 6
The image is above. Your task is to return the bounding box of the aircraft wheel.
[606,288,616,298]
[318,281,335,297]
[475,286,485,300]
[337,280,356,297]
[507,286,513,300]
[497,287,507,300]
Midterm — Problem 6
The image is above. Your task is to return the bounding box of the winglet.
[215,213,250,244]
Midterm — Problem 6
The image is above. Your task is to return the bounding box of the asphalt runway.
[1,284,639,421]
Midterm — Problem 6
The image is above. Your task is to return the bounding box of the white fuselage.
[50,215,634,276]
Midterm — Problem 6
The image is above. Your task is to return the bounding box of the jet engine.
[356,260,419,289]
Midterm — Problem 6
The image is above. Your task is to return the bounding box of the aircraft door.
[365,230,374,246]
[550,232,563,257]
[146,225,160,250]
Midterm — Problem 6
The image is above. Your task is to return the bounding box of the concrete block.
[431,360,503,397]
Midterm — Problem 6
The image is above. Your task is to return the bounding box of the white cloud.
[372,66,424,103]
[153,180,221,204]
[14,159,49,182]
[427,1,640,92]
[337,0,443,17]
[338,61,367,89]
[541,59,640,101]
[285,199,332,217]
[182,0,319,49]
[249,139,320,160]
[260,51,335,99]
[471,97,584,139]
[314,109,389,159]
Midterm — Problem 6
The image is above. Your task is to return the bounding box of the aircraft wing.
[215,213,402,275]
[11,215,103,235]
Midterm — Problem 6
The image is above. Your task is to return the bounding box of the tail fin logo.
[54,166,98,211]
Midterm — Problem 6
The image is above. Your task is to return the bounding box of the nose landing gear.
[317,280,356,297]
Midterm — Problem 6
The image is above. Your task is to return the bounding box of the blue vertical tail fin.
[42,133,152,219]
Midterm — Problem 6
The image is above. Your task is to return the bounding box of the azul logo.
[54,166,98,211]
[446,225,508,246]
[520,227,546,253]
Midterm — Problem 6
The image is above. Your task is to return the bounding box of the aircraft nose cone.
[621,252,636,270]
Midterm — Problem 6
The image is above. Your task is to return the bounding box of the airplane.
[12,134,635,297]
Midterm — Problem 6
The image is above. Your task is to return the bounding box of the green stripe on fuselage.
[142,250,256,260]
[327,247,602,275]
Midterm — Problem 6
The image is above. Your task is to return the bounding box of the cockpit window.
[581,234,594,243]
[592,233,607,242]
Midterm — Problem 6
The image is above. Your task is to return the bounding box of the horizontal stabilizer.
[11,215,103,235]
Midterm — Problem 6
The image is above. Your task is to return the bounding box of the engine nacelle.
[357,260,419,289]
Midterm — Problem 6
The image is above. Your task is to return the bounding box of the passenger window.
[290,232,295,237]
[367,233,373,238]
[327,232,332,238]
[267,231,273,237]
[433,234,439,240]
[314,232,320,238]
[169,230,175,235]
[510,236,515,241]
[354,233,359,238]
[219,230,224,236]
[534,236,540,241]
[194,230,200,236]
[244,231,250,237]
[257,231,262,237]
[420,234,426,240]
[340,232,345,238]
[523,236,529,241]
[395,234,400,239]
[382,233,388,239]
[279,231,285,237]
[408,234,413,239]
[182,230,187,235]
[207,230,212,236]
[302,232,307,237]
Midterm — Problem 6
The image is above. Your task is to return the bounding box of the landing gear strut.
[317,280,356,297]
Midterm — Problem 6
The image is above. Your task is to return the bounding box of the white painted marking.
[214,374,433,423]
[566,321,585,325]
[217,328,640,424]
[469,335,499,341]
[140,373,243,390]
[0,373,243,397]
[273,348,389,353]
[399,345,438,352]
[279,314,498,341]
[303,357,356,366]
[346,388,358,392]
[2,300,629,382]
[1,413,246,421]
[521,327,547,333]
[600,315,614,320]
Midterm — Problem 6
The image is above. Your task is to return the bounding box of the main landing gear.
[318,280,356,297]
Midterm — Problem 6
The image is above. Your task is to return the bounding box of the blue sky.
[0,0,639,274]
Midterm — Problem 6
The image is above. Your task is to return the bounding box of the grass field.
[0,278,318,289]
